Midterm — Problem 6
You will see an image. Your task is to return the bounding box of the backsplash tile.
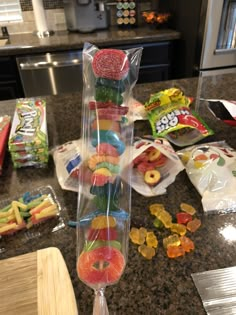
[20,0,64,11]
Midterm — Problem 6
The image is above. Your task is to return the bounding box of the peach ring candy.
[148,148,161,162]
[77,246,125,285]
[144,169,161,186]
[92,49,130,80]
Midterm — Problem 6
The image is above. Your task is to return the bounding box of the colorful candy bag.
[145,88,214,147]
[76,43,142,313]
[52,139,82,192]
[177,141,236,213]
[123,136,184,196]
[8,98,48,168]
[0,115,11,175]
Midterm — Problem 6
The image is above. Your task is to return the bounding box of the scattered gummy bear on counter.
[129,202,201,260]
[129,227,158,260]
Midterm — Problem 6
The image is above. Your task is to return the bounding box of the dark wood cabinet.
[0,57,24,100]
[108,41,174,84]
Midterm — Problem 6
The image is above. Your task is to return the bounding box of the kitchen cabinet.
[0,56,24,101]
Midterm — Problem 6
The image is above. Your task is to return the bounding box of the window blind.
[0,0,22,23]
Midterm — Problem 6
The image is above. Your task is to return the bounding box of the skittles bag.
[76,42,142,314]
[145,88,214,147]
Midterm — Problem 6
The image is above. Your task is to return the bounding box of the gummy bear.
[146,232,158,248]
[149,203,165,217]
[163,234,180,249]
[176,212,192,225]
[138,244,155,260]
[180,236,195,252]
[129,227,147,245]
[167,245,185,258]
[180,203,196,215]
[170,223,186,236]
[187,218,201,233]
[157,209,172,228]
[153,218,164,229]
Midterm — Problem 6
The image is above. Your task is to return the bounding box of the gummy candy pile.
[129,202,201,259]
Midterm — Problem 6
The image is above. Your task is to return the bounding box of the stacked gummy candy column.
[76,43,142,314]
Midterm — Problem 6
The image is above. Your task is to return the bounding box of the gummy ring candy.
[91,130,125,156]
[84,240,121,252]
[144,170,161,186]
[87,227,118,241]
[148,148,161,162]
[88,154,120,170]
[96,143,119,157]
[92,49,130,80]
[77,246,125,285]
[91,215,116,229]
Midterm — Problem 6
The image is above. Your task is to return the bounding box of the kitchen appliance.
[159,0,236,77]
[63,0,109,33]
[0,247,78,315]
[16,51,83,97]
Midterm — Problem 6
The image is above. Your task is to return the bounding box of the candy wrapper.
[177,141,236,213]
[145,88,214,147]
[52,139,82,192]
[76,43,142,314]
[8,98,48,168]
[0,115,11,175]
[123,136,184,196]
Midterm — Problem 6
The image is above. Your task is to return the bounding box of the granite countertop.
[0,73,236,314]
[0,26,181,56]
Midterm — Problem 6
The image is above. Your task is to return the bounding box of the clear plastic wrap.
[76,43,142,314]
[177,141,236,213]
[0,185,65,253]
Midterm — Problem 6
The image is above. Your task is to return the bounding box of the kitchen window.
[0,0,23,23]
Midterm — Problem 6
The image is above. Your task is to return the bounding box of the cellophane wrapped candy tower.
[76,42,142,314]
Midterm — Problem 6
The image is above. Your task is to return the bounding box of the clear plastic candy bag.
[76,43,142,314]
[177,141,236,213]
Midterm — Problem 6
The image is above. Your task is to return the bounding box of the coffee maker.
[63,0,109,33]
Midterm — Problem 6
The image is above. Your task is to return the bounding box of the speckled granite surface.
[0,26,180,56]
[0,73,236,314]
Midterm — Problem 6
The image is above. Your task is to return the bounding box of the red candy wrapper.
[0,116,11,175]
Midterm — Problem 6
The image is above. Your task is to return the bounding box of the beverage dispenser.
[63,0,109,33]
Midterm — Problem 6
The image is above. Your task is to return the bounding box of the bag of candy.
[177,141,236,213]
[51,139,82,192]
[0,115,11,175]
[76,42,142,314]
[123,136,184,196]
[145,87,214,147]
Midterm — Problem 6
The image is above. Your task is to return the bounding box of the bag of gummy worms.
[76,42,143,313]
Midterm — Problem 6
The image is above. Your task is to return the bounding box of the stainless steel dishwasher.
[16,50,83,97]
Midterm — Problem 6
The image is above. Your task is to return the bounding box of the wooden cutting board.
[0,247,78,315]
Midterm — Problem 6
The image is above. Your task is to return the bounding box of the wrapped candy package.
[52,139,82,192]
[8,98,49,168]
[76,43,142,314]
[123,136,184,197]
[145,88,214,147]
[178,141,236,213]
[0,115,11,175]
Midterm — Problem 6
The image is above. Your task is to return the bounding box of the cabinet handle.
[19,59,81,70]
